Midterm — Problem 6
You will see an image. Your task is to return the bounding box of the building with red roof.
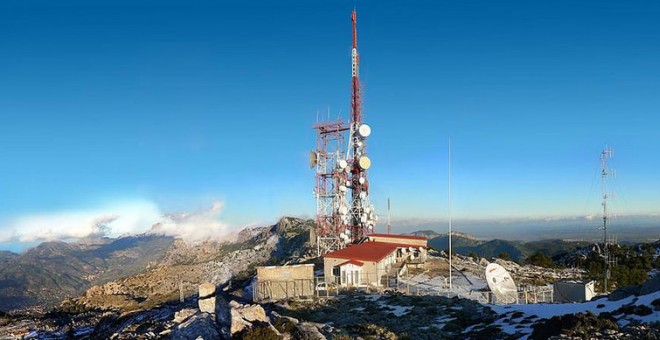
[323,235,428,287]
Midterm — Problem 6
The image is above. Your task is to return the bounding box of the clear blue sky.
[1,0,660,250]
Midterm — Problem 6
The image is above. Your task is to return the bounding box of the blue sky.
[1,1,660,250]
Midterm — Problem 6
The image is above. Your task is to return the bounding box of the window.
[332,266,340,277]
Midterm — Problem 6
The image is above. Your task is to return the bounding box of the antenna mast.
[387,198,391,234]
[346,8,376,241]
[448,137,453,291]
[600,146,613,292]
[311,9,375,253]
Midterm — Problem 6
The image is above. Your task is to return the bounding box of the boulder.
[171,313,221,340]
[199,283,217,314]
[229,302,269,335]
[173,308,197,323]
[199,297,216,314]
[199,283,216,299]
[293,322,327,340]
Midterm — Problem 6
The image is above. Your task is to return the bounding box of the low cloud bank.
[149,201,237,243]
[0,200,234,244]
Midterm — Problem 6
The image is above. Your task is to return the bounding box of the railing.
[253,273,554,304]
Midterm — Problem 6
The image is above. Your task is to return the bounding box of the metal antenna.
[387,198,391,234]
[448,136,453,291]
[600,145,613,292]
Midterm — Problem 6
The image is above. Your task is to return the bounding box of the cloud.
[0,200,162,243]
[148,201,237,243]
[0,200,235,244]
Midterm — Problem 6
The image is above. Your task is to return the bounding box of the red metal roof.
[369,233,427,241]
[324,242,399,262]
[338,259,364,267]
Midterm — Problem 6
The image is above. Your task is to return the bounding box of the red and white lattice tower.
[311,9,376,254]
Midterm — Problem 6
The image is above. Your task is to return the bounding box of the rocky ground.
[1,220,658,339]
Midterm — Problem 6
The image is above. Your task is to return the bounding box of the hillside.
[0,235,175,311]
[427,232,592,262]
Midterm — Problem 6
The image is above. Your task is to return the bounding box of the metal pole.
[448,136,453,291]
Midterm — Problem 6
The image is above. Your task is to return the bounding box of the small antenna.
[387,198,391,234]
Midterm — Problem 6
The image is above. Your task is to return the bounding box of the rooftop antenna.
[448,136,453,291]
[387,198,391,234]
[600,145,613,292]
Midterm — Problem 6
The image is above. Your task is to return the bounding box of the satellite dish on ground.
[309,150,318,168]
[485,263,518,304]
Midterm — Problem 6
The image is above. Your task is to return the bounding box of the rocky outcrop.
[198,283,216,314]
[228,301,269,335]
[171,313,221,340]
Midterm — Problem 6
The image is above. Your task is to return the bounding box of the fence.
[253,273,554,305]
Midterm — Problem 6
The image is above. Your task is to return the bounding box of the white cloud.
[148,201,237,243]
[0,200,235,244]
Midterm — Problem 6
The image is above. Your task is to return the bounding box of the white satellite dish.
[358,124,371,138]
[358,156,371,169]
[359,177,365,184]
[485,263,518,304]
[338,159,348,169]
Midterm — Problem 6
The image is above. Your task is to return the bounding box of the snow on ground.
[488,290,660,338]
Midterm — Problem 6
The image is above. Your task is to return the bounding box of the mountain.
[0,235,175,311]
[428,232,592,262]
[0,251,18,264]
[409,230,441,238]
[75,217,316,312]
[427,231,483,250]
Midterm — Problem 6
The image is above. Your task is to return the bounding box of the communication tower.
[600,146,615,292]
[311,9,376,254]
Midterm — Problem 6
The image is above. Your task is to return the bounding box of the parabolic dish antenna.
[485,263,518,304]
[358,156,371,170]
[358,124,371,138]
[309,150,318,168]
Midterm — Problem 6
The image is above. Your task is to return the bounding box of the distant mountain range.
[0,235,174,311]
[394,214,660,243]
[425,232,592,262]
[0,217,316,312]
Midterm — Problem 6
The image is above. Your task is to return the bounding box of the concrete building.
[254,264,315,302]
[323,234,428,287]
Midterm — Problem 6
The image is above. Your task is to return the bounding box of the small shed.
[254,264,315,302]
[553,280,596,303]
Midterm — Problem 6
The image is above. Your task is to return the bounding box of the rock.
[171,313,221,340]
[294,322,326,340]
[174,308,197,323]
[229,303,269,335]
[479,258,489,266]
[199,297,216,314]
[199,283,217,314]
[199,283,216,299]
[238,304,268,323]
